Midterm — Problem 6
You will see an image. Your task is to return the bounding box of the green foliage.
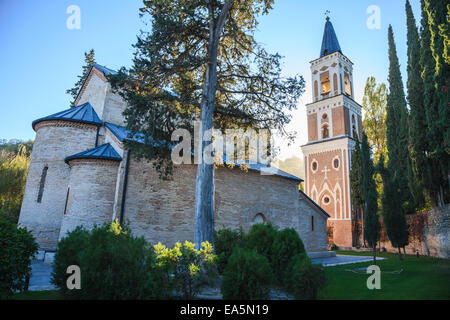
[214,228,243,274]
[285,253,326,300]
[66,49,96,106]
[51,226,89,299]
[386,25,415,214]
[52,221,164,300]
[221,247,273,300]
[243,222,277,263]
[0,217,38,298]
[154,240,217,299]
[362,76,387,163]
[271,228,305,284]
[108,0,305,178]
[350,137,364,209]
[0,144,31,223]
[361,133,380,250]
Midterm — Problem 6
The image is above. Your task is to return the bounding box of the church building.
[302,17,363,248]
[18,56,333,257]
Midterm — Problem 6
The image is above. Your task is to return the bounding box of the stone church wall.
[123,159,327,252]
[59,159,120,240]
[18,122,98,250]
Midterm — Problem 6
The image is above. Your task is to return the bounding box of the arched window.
[322,124,329,139]
[322,113,328,120]
[320,72,330,95]
[253,213,267,224]
[37,166,48,203]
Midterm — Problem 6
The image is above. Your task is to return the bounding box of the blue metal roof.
[92,63,117,76]
[65,143,122,163]
[32,102,102,130]
[222,155,303,182]
[320,19,342,57]
[104,122,146,144]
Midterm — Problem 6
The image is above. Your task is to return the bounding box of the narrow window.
[344,73,351,95]
[311,215,314,231]
[37,166,48,203]
[64,188,70,215]
[322,124,329,139]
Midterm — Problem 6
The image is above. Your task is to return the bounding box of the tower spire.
[320,17,342,57]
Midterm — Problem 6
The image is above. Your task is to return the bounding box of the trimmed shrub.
[221,247,273,300]
[214,228,243,274]
[271,228,305,284]
[0,218,38,298]
[52,221,164,300]
[285,253,326,300]
[243,222,277,263]
[51,226,90,299]
[154,241,217,299]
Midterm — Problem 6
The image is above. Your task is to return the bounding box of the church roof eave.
[32,102,102,131]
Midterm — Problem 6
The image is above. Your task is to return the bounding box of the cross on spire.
[325,10,331,21]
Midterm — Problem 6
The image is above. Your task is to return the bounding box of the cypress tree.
[424,0,450,206]
[66,49,96,106]
[361,133,380,265]
[386,25,415,213]
[350,138,364,246]
[405,0,426,209]
[419,0,449,207]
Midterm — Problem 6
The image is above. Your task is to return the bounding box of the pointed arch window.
[352,115,357,139]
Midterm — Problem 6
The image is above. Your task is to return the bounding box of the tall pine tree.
[66,49,96,106]
[385,25,415,213]
[108,0,305,248]
[405,0,426,209]
[350,137,364,246]
[418,0,449,207]
[361,132,380,265]
[382,25,411,260]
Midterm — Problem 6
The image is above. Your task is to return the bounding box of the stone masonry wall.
[123,160,328,252]
[18,122,98,250]
[377,205,450,259]
[58,159,119,239]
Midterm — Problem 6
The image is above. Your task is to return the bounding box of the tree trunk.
[398,246,403,261]
[194,0,232,249]
[373,244,377,266]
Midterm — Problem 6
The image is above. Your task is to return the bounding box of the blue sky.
[0,0,421,159]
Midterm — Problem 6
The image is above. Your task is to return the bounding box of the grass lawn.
[318,250,450,300]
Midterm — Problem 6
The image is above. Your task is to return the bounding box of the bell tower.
[301,17,363,248]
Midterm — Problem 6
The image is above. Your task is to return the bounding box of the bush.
[244,222,277,263]
[0,218,38,298]
[214,228,243,274]
[154,241,217,299]
[221,247,273,300]
[271,228,305,284]
[51,226,90,299]
[285,253,326,300]
[52,221,164,300]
